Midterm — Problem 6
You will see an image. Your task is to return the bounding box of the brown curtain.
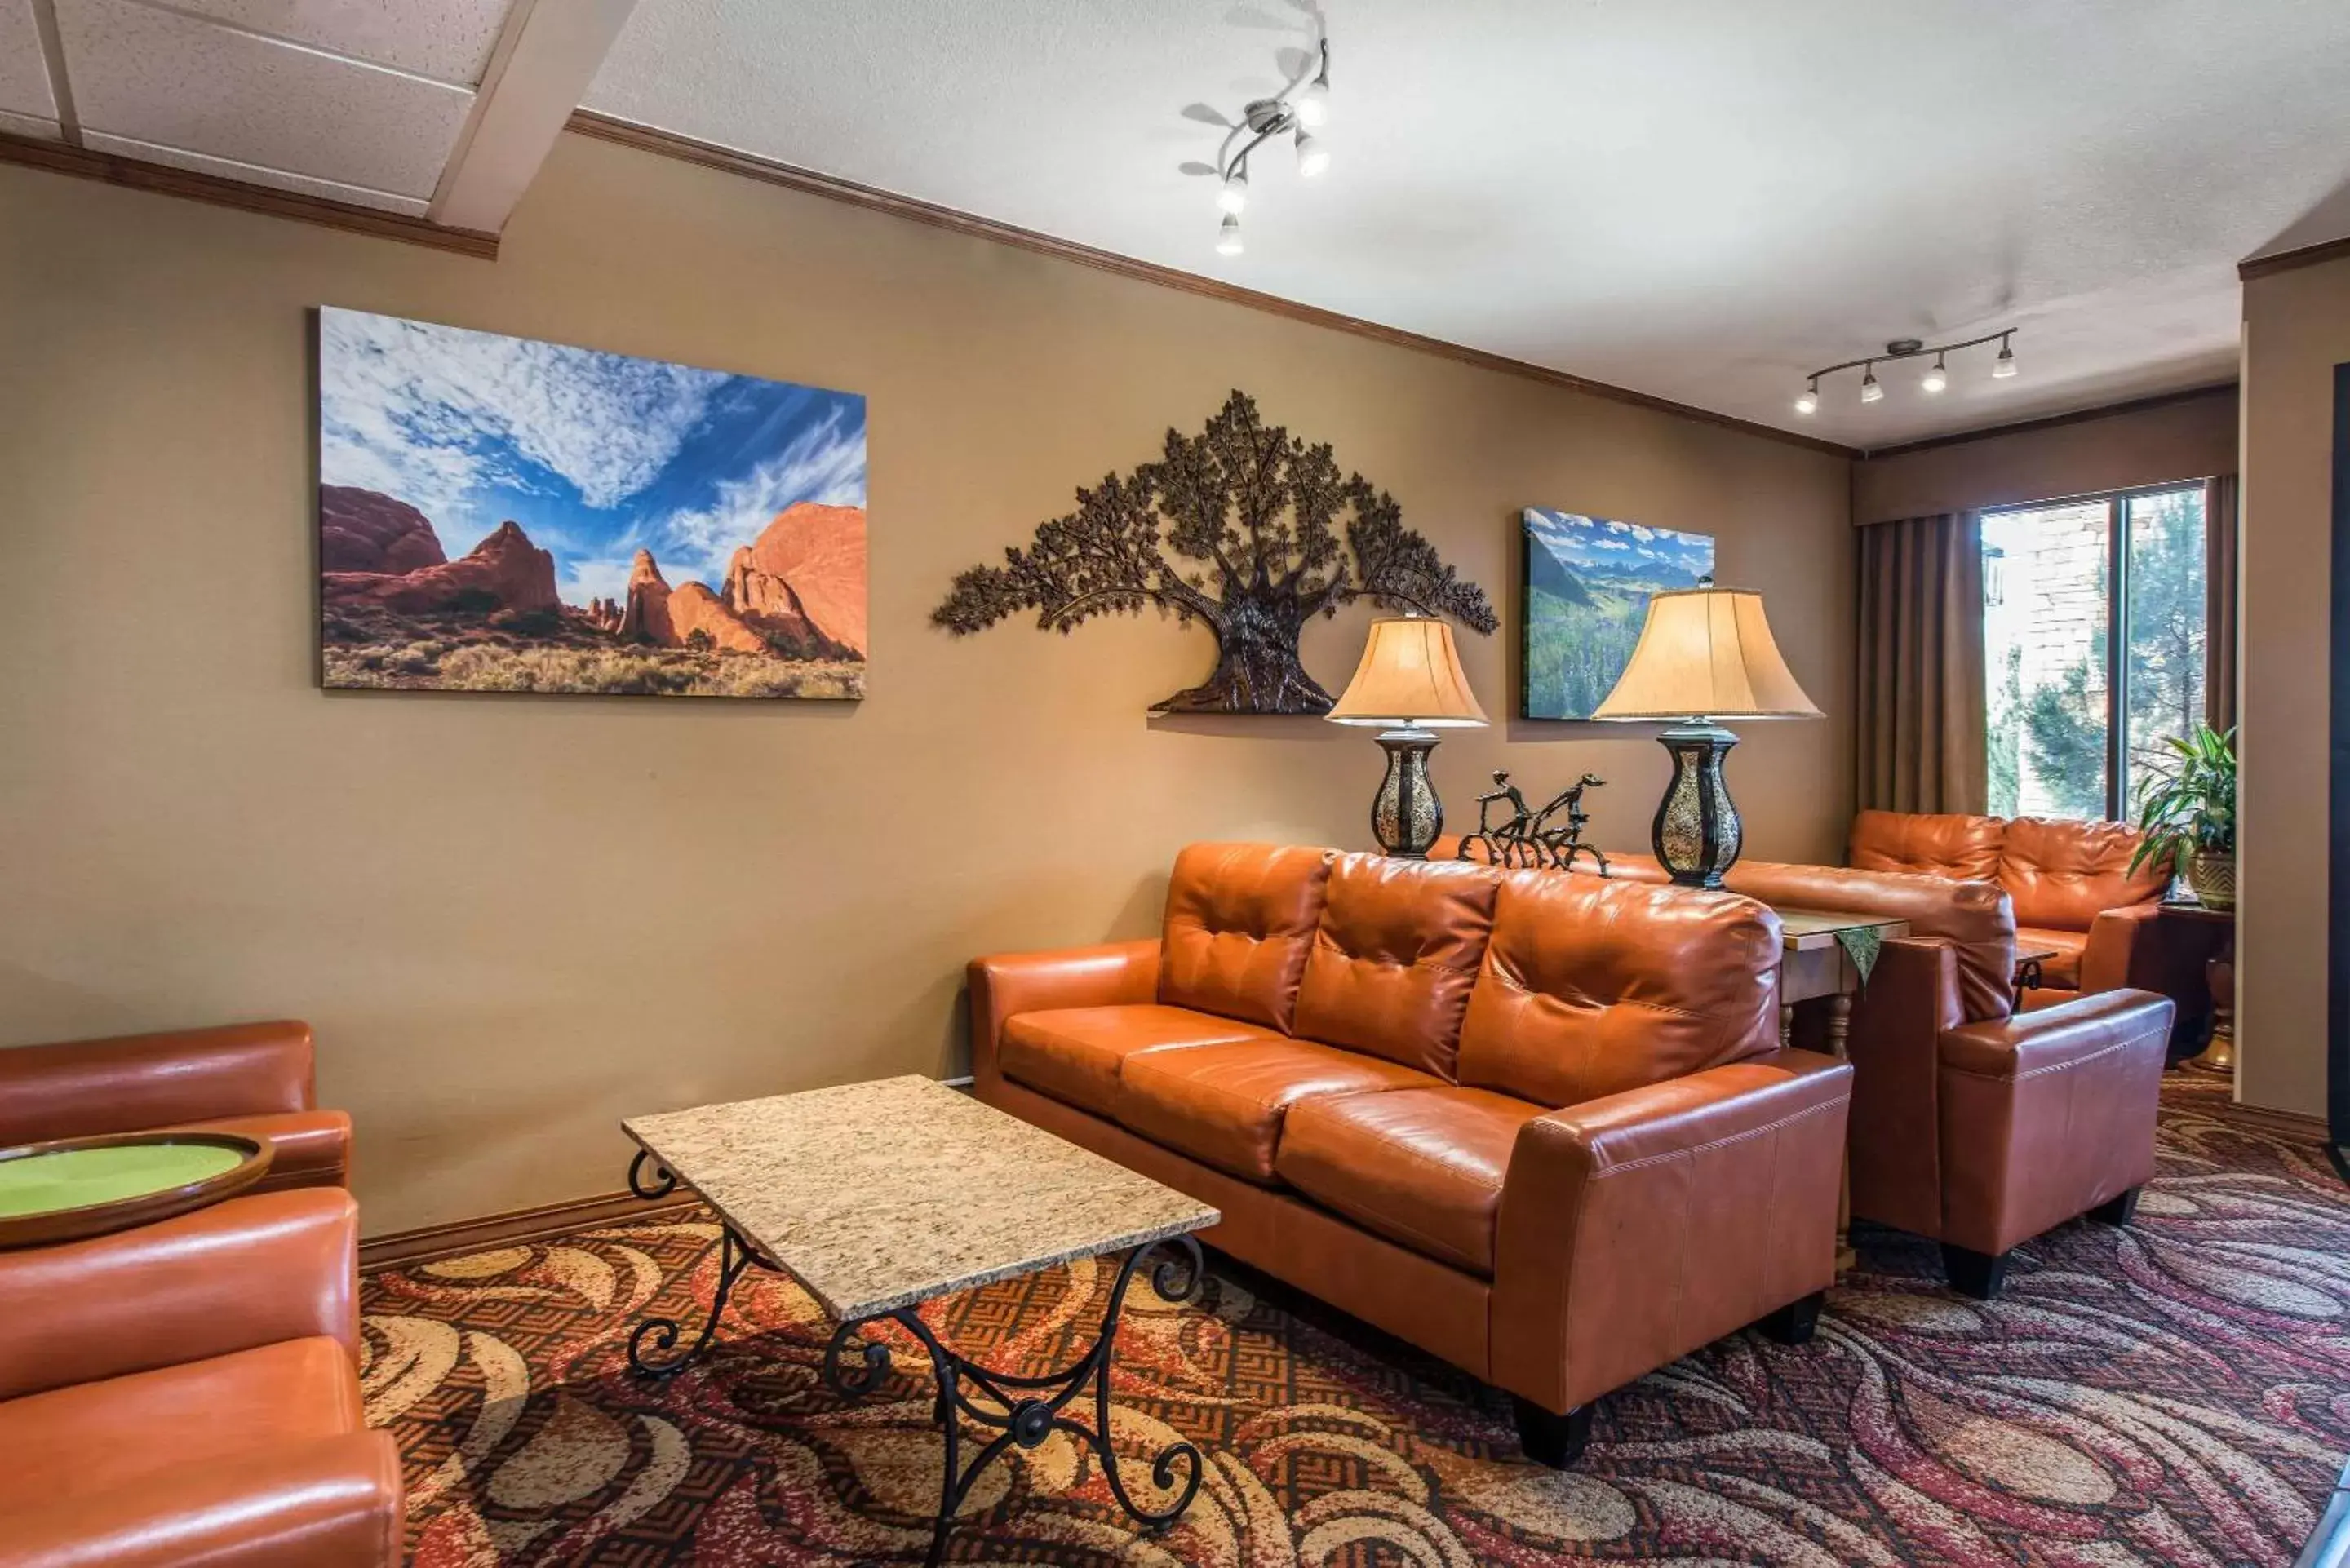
[1856,512,1988,814]
[2205,473,2238,736]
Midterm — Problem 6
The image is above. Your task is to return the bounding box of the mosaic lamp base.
[1369,727,1444,858]
[1651,724,1743,888]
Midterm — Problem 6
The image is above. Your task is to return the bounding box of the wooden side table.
[2157,901,2236,1074]
[1771,909,1911,1273]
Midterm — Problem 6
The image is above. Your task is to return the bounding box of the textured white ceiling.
[586,0,2350,447]
[0,0,60,137]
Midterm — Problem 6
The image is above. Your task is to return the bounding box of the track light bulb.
[1216,212,1244,256]
[1921,353,1948,393]
[1860,365,1883,404]
[1294,129,1329,178]
[1794,381,1819,415]
[1993,339,2018,379]
[1217,170,1248,215]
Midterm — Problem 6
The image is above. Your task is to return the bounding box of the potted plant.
[2129,724,2237,911]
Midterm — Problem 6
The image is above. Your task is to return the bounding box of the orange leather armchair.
[0,1189,402,1566]
[0,1021,350,1191]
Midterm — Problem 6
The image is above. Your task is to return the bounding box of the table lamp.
[1327,615,1489,857]
[1591,584,1820,888]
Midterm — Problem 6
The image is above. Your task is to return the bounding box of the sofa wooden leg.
[1513,1397,1593,1468]
[2088,1187,2142,1227]
[1941,1243,2010,1300]
[1757,1289,1825,1345]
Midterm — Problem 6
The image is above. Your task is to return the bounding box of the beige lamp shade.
[1590,587,1822,720]
[1327,616,1489,728]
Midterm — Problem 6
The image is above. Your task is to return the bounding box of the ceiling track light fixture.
[1794,330,2019,414]
[1209,36,1332,257]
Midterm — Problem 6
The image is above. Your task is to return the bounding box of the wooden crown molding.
[2239,233,2350,283]
[361,1185,699,1271]
[1857,380,2241,462]
[0,131,499,259]
[565,111,1857,461]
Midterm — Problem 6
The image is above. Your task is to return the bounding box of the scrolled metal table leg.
[627,1225,773,1377]
[627,1149,678,1199]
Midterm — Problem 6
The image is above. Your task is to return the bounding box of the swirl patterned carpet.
[365,1077,2350,1566]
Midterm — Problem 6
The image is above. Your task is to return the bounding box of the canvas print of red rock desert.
[317,308,866,698]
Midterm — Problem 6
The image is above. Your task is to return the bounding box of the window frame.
[1980,479,2209,822]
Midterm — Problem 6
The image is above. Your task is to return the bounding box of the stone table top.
[623,1076,1218,1322]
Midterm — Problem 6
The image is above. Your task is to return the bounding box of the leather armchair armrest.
[966,940,1160,1095]
[1489,1051,1851,1414]
[0,1189,359,1402]
[0,1431,402,1568]
[0,1021,315,1147]
[1935,989,2174,1256]
[2079,903,2164,994]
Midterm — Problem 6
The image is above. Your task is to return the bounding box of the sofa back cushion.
[1457,871,1780,1109]
[1293,853,1501,1079]
[1718,858,2019,1025]
[1850,809,2006,882]
[1998,816,2167,932]
[1160,843,1336,1031]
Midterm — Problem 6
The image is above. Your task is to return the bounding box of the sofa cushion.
[999,1006,1279,1118]
[1276,1087,1539,1275]
[1457,871,1780,1109]
[1851,809,2006,882]
[1159,843,1335,1032]
[2015,926,2088,991]
[1114,1038,1438,1183]
[1999,817,2167,933]
[1293,853,1499,1080]
[0,1336,358,1511]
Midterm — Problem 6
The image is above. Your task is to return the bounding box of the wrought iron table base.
[623,1150,784,1377]
[823,1235,1207,1568]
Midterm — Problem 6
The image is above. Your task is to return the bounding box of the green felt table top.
[0,1142,246,1219]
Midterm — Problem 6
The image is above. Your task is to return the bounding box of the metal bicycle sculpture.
[1458,768,1611,874]
[822,1235,1208,1567]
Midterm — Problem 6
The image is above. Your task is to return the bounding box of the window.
[1982,485,2207,820]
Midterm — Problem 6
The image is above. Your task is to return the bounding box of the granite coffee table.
[620,1074,1219,1565]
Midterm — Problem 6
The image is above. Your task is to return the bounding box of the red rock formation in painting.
[319,485,448,575]
[728,503,867,657]
[323,520,558,614]
[667,583,772,653]
[616,550,674,644]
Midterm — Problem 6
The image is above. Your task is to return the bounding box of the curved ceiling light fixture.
[1211,35,1332,257]
[1795,330,2019,415]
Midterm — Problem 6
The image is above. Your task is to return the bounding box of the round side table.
[0,1132,273,1248]
[2157,900,2236,1074]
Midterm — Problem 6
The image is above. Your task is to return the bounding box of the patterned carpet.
[365,1077,2350,1566]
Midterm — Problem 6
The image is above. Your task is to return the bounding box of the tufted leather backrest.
[1456,870,1781,1109]
[1160,843,1336,1031]
[1850,809,2006,882]
[1293,852,1501,1079]
[1998,816,2167,932]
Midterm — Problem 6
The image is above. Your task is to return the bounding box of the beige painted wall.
[0,133,1853,1234]
[2238,257,2348,1119]
[1853,387,2239,525]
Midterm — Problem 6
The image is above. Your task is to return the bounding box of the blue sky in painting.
[317,308,865,607]
[1524,508,1712,585]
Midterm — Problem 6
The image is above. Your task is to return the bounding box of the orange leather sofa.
[970,843,1852,1466]
[0,1189,403,1566]
[1849,810,2167,1008]
[1591,850,2174,1300]
[0,1021,349,1191]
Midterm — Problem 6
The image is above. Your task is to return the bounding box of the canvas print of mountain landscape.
[1522,509,1714,719]
[316,308,867,698]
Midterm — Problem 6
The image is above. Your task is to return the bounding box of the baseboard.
[360,1187,702,1271]
[2207,1099,2332,1145]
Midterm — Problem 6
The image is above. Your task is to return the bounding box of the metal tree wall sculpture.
[932,391,1497,714]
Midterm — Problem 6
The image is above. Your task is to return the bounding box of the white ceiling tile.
[81,128,431,215]
[0,0,58,120]
[0,108,60,140]
[152,0,517,86]
[57,0,474,198]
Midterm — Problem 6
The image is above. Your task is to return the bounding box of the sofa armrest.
[966,940,1160,1095]
[2079,902,2164,994]
[1489,1051,1851,1414]
[1935,989,2174,1255]
[0,1021,315,1147]
[0,1431,402,1568]
[0,1189,358,1402]
[1843,937,1962,1239]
